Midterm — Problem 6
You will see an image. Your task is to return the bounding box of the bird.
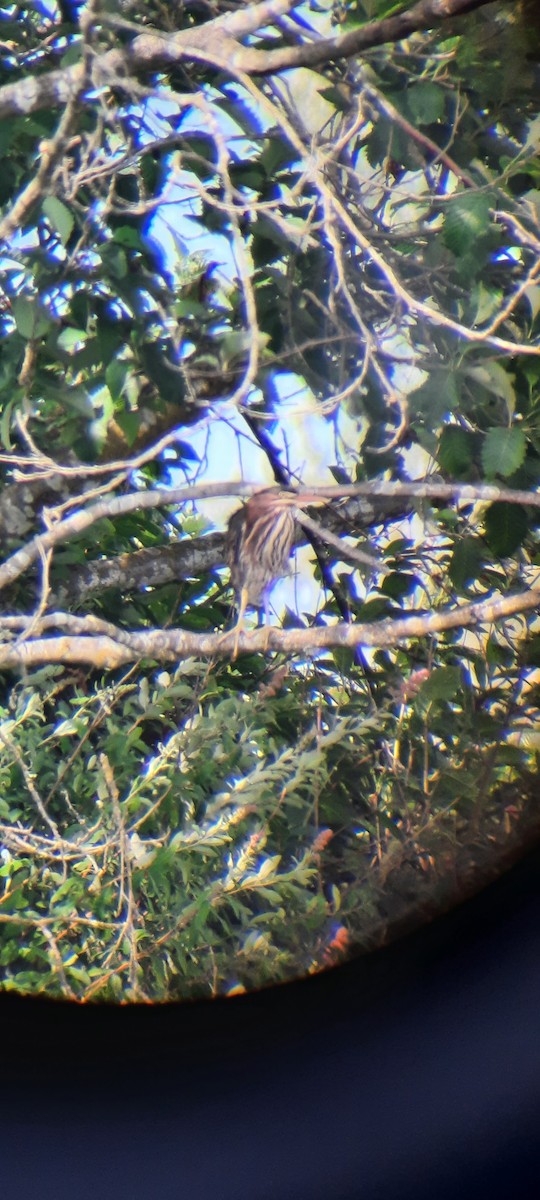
[225,487,325,657]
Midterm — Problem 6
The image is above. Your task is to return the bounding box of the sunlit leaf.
[468,362,516,420]
[443,192,491,256]
[481,427,526,478]
[42,196,74,246]
[12,296,52,340]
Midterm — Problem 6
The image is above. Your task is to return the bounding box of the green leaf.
[105,357,130,402]
[484,502,528,557]
[481,427,526,479]
[318,85,353,113]
[12,296,52,340]
[0,160,16,205]
[0,395,19,451]
[448,537,484,589]
[61,41,82,66]
[99,243,128,280]
[55,383,93,415]
[380,572,419,599]
[259,137,296,178]
[112,226,145,250]
[365,115,418,173]
[331,647,356,676]
[485,636,514,668]
[470,283,503,325]
[112,409,140,447]
[523,636,540,667]
[228,163,265,191]
[42,196,74,246]
[437,426,475,476]
[524,285,540,320]
[414,666,462,715]
[409,370,460,426]
[467,362,516,421]
[407,81,445,126]
[87,385,114,445]
[443,192,491,257]
[56,327,88,353]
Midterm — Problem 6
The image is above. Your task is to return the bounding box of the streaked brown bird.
[225,487,324,657]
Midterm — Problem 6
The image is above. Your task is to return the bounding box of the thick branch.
[1,478,539,595]
[1,580,539,668]
[229,0,497,74]
[56,534,224,603]
[53,496,389,605]
[0,0,496,123]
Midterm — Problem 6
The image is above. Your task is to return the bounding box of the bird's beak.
[295,494,327,508]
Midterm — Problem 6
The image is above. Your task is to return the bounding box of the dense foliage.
[0,0,539,1001]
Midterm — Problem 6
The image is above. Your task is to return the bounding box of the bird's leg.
[218,592,274,659]
[229,593,272,658]
[232,585,249,661]
[216,586,248,659]
[260,592,273,652]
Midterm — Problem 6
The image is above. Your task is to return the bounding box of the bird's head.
[246,487,326,519]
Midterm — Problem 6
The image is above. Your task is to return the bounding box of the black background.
[2,844,540,1198]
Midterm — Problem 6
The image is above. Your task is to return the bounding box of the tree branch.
[0,0,497,124]
[0,0,100,242]
[1,478,539,595]
[228,0,497,74]
[1,578,539,668]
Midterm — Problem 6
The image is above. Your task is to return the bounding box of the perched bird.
[225,487,324,657]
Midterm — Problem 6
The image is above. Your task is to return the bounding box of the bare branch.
[1,578,540,668]
[231,0,497,74]
[0,0,497,124]
[1,478,539,595]
[0,0,100,242]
